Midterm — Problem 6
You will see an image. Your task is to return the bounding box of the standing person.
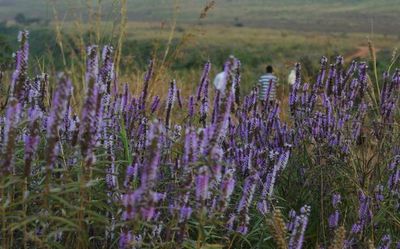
[288,68,296,87]
[258,65,278,103]
[213,65,227,95]
[213,55,237,96]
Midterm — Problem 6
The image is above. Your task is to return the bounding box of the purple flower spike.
[10,31,29,103]
[377,234,392,249]
[328,210,339,228]
[332,193,341,208]
[119,230,132,249]
[46,76,72,168]
[165,80,176,130]
[24,107,42,176]
[1,99,22,175]
[150,96,160,113]
[80,46,101,164]
[217,168,236,212]
[197,61,211,101]
[288,205,311,249]
[196,166,210,204]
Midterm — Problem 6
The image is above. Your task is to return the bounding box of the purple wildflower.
[165,80,176,130]
[24,107,42,176]
[288,205,311,249]
[1,99,22,175]
[150,96,160,113]
[197,61,211,101]
[328,210,339,228]
[195,166,210,204]
[217,168,235,212]
[10,31,29,103]
[377,234,392,249]
[79,46,100,165]
[46,77,72,168]
[332,193,341,208]
[119,230,132,249]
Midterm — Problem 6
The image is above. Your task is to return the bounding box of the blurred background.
[0,0,399,95]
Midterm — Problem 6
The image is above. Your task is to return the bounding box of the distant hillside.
[1,0,400,34]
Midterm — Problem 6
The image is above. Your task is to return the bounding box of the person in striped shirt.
[258,65,278,102]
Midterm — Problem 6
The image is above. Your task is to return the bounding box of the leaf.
[119,118,132,165]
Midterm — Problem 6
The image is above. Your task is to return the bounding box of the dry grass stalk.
[328,226,346,249]
[268,209,288,249]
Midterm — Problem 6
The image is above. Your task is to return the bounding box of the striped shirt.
[258,73,278,101]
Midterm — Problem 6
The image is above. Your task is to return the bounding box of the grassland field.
[0,0,399,96]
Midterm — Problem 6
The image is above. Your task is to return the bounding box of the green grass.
[0,0,399,98]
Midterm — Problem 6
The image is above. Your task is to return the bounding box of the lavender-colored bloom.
[79,46,100,165]
[165,80,176,130]
[106,159,117,189]
[288,205,311,249]
[233,60,241,105]
[199,76,209,126]
[287,209,297,232]
[217,168,235,212]
[86,45,99,84]
[211,90,220,124]
[121,190,141,221]
[358,62,368,99]
[197,61,211,101]
[10,31,29,103]
[332,193,341,208]
[374,184,384,206]
[119,230,132,249]
[377,234,392,249]
[196,166,210,203]
[351,191,371,234]
[1,99,22,175]
[289,63,301,113]
[24,107,42,176]
[325,64,335,96]
[343,60,357,85]
[141,125,162,188]
[388,155,400,192]
[182,128,192,166]
[46,77,72,168]
[179,206,192,222]
[236,173,258,234]
[328,210,339,228]
[316,56,328,88]
[140,192,165,221]
[350,222,362,234]
[124,163,138,188]
[121,83,129,113]
[150,96,160,113]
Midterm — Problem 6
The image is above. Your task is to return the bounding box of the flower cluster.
[0,31,399,249]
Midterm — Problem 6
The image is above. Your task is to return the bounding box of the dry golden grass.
[268,209,288,249]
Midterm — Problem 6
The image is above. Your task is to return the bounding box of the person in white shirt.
[288,68,296,87]
[213,66,227,94]
[213,55,237,96]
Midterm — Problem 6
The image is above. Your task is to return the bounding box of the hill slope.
[1,0,399,34]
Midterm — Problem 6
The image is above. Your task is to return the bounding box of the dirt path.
[345,46,380,61]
